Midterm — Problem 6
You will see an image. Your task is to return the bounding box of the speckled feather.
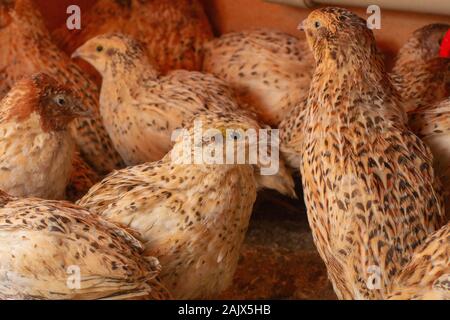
[74,33,243,165]
[66,152,101,202]
[77,112,260,299]
[295,8,446,299]
[279,99,308,169]
[52,0,213,76]
[0,0,124,175]
[409,97,450,219]
[391,23,450,112]
[279,30,408,170]
[203,29,315,126]
[388,223,449,300]
[0,193,170,300]
[73,33,296,197]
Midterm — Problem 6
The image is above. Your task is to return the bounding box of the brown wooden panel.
[34,0,94,29]
[36,0,450,55]
[202,0,450,56]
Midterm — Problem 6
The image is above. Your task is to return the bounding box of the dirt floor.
[218,176,337,300]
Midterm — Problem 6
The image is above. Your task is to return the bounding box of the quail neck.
[102,44,159,84]
[100,52,159,108]
[306,31,405,129]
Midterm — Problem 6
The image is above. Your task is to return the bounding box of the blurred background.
[36,0,450,68]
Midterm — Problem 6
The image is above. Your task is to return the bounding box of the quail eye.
[314,21,321,29]
[55,96,66,106]
[96,45,104,52]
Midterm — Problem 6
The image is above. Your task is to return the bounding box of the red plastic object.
[440,29,450,58]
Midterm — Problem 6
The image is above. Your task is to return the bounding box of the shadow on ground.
[218,175,337,300]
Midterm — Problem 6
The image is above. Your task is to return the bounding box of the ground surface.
[218,177,337,300]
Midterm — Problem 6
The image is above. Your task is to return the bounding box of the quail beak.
[71,48,82,60]
[71,47,96,61]
[297,19,307,32]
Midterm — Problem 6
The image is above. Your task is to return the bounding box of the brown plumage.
[290,8,446,299]
[391,23,450,112]
[396,25,450,218]
[203,29,315,127]
[78,112,260,299]
[388,223,449,300]
[66,152,101,202]
[409,97,450,219]
[0,191,170,300]
[0,73,89,200]
[72,33,296,197]
[52,0,213,78]
[0,0,124,175]
[279,99,307,169]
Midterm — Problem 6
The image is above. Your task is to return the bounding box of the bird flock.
[0,0,449,300]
